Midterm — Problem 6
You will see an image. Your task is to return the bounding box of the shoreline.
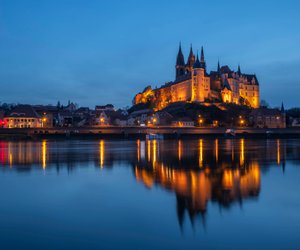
[1,127,300,140]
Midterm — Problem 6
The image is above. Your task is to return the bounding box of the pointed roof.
[237,65,241,75]
[222,79,232,91]
[199,46,206,69]
[187,44,195,65]
[193,52,201,68]
[200,46,205,62]
[188,44,194,58]
[281,102,285,113]
[176,43,185,66]
[217,60,220,73]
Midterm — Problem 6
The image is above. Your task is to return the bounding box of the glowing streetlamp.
[198,117,204,127]
[153,118,157,125]
[100,117,104,125]
[240,118,245,126]
[42,117,47,128]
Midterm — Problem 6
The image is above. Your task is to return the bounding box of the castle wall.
[240,83,260,108]
[171,80,192,102]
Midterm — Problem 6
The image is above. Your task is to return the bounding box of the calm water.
[0,139,300,249]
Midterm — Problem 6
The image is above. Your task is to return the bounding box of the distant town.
[0,44,300,130]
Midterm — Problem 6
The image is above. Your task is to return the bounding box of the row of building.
[0,103,125,128]
[0,102,292,129]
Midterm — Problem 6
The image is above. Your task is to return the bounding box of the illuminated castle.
[134,44,260,110]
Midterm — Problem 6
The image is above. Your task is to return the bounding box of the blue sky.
[0,0,299,108]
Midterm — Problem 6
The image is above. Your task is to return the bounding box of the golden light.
[199,139,203,168]
[152,139,157,167]
[240,138,245,166]
[42,140,47,169]
[137,139,140,162]
[147,140,151,162]
[178,140,182,161]
[277,139,280,165]
[215,139,219,163]
[99,140,105,168]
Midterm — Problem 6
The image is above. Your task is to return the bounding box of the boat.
[146,133,164,140]
[225,129,236,137]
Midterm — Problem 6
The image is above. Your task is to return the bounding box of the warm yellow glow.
[42,140,47,169]
[240,139,244,166]
[199,139,203,168]
[277,139,280,165]
[215,139,219,163]
[223,169,233,189]
[99,140,105,168]
[137,139,140,162]
[42,118,47,122]
[178,140,182,161]
[152,140,157,166]
[9,153,13,167]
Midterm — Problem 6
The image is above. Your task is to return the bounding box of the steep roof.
[193,53,201,68]
[6,105,40,118]
[243,74,259,85]
[176,43,185,66]
[222,79,232,91]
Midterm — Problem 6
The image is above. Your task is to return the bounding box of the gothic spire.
[281,102,285,113]
[176,42,185,66]
[199,46,206,69]
[217,59,220,73]
[237,64,241,75]
[200,46,205,62]
[176,42,186,79]
[187,44,195,69]
[193,51,201,68]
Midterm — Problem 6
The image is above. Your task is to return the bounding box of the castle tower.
[199,46,206,70]
[192,50,210,102]
[214,60,222,90]
[176,43,186,80]
[186,45,195,73]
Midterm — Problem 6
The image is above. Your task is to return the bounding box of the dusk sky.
[0,0,299,108]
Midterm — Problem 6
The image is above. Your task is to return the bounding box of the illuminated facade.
[4,105,42,128]
[134,45,260,110]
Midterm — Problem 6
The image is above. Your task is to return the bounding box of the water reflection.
[0,138,299,228]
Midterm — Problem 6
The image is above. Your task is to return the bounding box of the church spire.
[200,46,205,62]
[186,44,195,72]
[217,59,220,73]
[176,42,185,66]
[193,51,201,68]
[175,42,186,80]
[237,64,241,75]
[199,46,206,69]
[281,102,285,113]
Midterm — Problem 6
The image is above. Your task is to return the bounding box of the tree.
[260,100,269,108]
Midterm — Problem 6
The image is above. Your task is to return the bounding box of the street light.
[42,118,47,128]
[100,117,104,125]
[199,118,203,127]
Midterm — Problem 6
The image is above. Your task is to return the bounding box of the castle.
[134,44,260,110]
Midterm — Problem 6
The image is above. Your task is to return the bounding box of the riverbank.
[1,127,300,140]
